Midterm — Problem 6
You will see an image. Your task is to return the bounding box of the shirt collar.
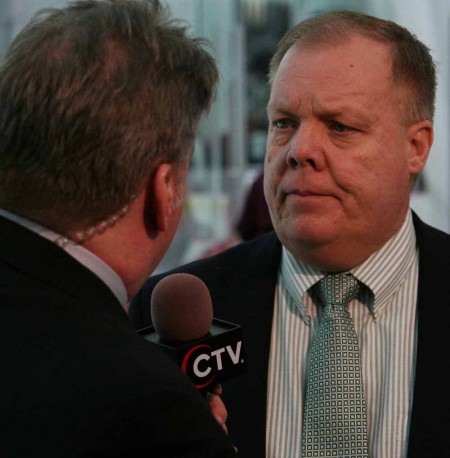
[352,211,417,320]
[0,208,128,308]
[280,211,417,323]
[280,249,323,326]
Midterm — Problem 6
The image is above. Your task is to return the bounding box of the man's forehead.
[270,38,393,96]
[276,34,392,75]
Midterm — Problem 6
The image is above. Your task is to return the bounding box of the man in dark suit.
[0,1,236,456]
[130,11,450,458]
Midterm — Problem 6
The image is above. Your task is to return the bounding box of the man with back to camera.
[130,10,450,458]
[0,0,237,456]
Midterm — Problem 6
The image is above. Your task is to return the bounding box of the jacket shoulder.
[129,232,280,328]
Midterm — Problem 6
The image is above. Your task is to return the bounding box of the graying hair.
[0,0,218,233]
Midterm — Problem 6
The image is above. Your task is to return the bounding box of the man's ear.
[407,120,433,175]
[151,163,177,232]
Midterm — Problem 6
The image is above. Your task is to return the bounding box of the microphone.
[137,273,247,391]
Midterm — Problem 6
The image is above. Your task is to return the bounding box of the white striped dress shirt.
[266,211,418,458]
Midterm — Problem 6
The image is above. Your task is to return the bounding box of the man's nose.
[286,122,326,171]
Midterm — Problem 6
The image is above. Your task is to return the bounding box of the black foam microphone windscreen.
[138,273,247,391]
[151,273,213,341]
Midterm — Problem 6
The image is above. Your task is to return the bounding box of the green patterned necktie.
[301,274,369,458]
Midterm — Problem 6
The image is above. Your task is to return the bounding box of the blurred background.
[1,0,448,272]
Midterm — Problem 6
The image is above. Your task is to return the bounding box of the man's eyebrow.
[267,100,300,117]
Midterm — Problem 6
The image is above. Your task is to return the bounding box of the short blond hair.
[269,10,436,125]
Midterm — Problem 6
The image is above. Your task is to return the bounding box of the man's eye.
[274,119,293,129]
[330,121,351,133]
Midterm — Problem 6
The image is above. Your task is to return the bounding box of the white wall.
[9,0,68,36]
[393,0,450,232]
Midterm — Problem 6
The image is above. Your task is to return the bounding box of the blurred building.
[0,0,448,271]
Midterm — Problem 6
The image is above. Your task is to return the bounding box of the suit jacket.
[130,213,450,457]
[0,215,235,457]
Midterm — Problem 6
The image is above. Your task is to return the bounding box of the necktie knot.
[318,273,360,307]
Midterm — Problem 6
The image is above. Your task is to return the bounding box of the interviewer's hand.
[208,384,238,454]
[207,384,228,434]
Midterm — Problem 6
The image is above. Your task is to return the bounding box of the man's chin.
[277,219,338,249]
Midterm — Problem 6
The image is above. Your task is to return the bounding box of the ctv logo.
[181,341,244,389]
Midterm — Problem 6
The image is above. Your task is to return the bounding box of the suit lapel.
[206,232,281,457]
[407,214,450,456]
[0,215,124,320]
